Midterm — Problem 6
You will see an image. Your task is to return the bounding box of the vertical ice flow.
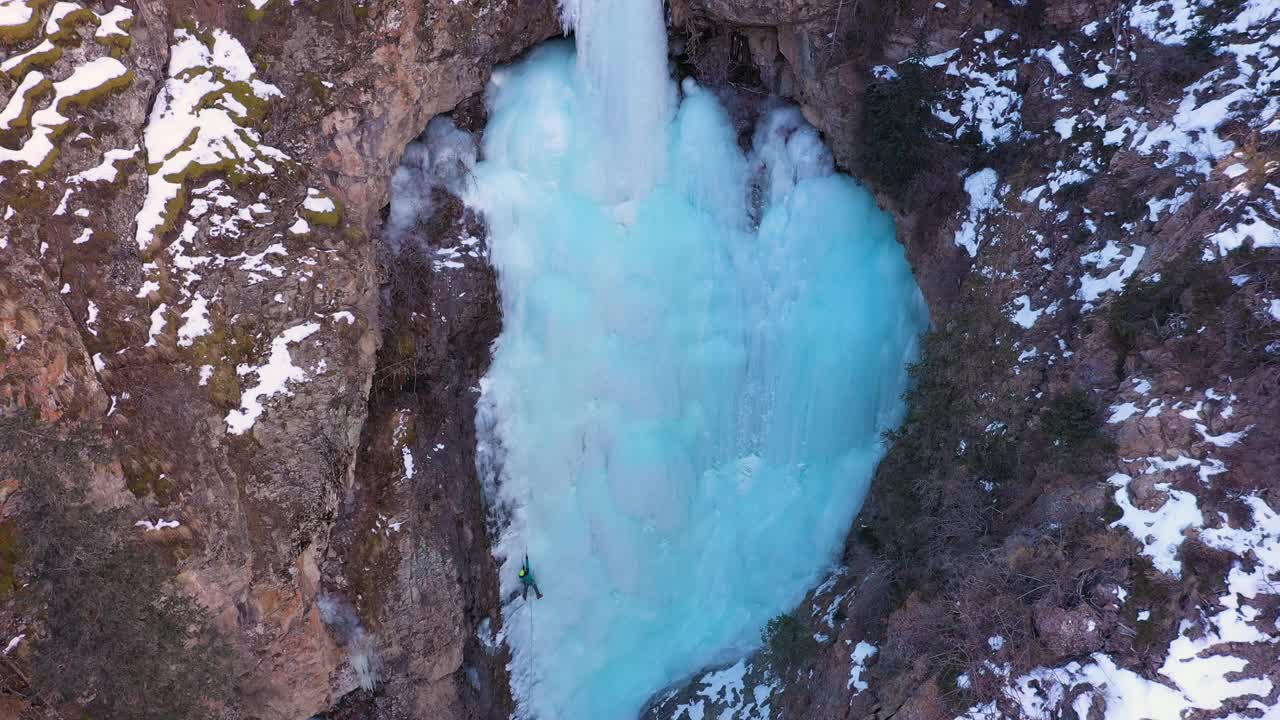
[558,0,672,201]
[467,10,927,720]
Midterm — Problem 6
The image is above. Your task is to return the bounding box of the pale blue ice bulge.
[470,39,927,720]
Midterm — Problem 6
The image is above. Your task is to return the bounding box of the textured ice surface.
[471,40,927,720]
[558,0,672,200]
[386,116,478,253]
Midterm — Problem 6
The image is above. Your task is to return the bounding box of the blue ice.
[470,34,927,720]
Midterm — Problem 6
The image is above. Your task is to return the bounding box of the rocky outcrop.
[673,0,987,306]
[653,0,1280,719]
[0,1,554,717]
[2,0,1277,719]
[683,0,832,26]
[320,180,514,718]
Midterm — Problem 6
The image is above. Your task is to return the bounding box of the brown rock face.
[1,1,554,718]
[5,0,1278,718]
[684,0,834,26]
[648,0,1280,719]
[0,254,110,423]
[1033,605,1105,660]
[322,182,515,718]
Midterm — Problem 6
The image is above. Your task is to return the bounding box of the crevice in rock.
[319,101,511,718]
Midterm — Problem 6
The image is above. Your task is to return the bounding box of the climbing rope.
[526,551,535,663]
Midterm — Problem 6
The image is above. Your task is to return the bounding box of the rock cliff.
[0,1,555,717]
[1,0,1277,719]
[652,0,1280,718]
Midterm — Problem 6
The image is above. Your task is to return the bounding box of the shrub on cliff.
[1,414,237,719]
[26,492,235,719]
[1040,389,1099,446]
[762,612,817,674]
[861,290,1019,561]
[1109,251,1233,354]
[1185,19,1216,62]
[862,60,934,194]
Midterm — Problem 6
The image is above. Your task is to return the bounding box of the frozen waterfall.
[465,5,927,717]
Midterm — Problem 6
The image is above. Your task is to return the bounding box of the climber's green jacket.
[518,556,544,600]
[518,561,536,585]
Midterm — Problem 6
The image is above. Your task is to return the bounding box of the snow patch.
[1078,242,1146,304]
[135,29,284,249]
[0,57,130,169]
[848,642,878,694]
[135,518,180,531]
[954,169,1000,257]
[1107,402,1139,424]
[1107,473,1203,576]
[176,293,211,347]
[225,322,321,435]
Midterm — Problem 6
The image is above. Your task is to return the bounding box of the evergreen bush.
[761,612,817,673]
[862,61,935,194]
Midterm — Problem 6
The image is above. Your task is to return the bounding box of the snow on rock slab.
[0,70,48,131]
[954,168,1000,257]
[144,303,168,347]
[135,28,285,250]
[1008,294,1057,330]
[957,653,1194,720]
[135,518,181,531]
[964,492,1280,720]
[69,145,138,184]
[1129,0,1202,44]
[44,1,90,38]
[94,4,132,39]
[1,38,59,77]
[1206,207,1280,257]
[1131,1,1280,177]
[1077,241,1145,305]
[1035,44,1072,76]
[1107,472,1203,577]
[1081,68,1109,89]
[0,0,38,39]
[1107,402,1140,424]
[303,188,336,214]
[848,641,878,694]
[666,661,777,720]
[176,293,211,347]
[926,39,1024,147]
[0,56,131,170]
[0,0,33,24]
[225,322,320,435]
[3,634,24,654]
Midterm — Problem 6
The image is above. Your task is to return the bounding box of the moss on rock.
[46,6,98,44]
[2,41,62,78]
[190,319,262,409]
[124,458,175,501]
[0,519,18,598]
[0,73,52,132]
[0,0,49,45]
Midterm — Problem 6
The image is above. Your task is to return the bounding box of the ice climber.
[518,556,544,600]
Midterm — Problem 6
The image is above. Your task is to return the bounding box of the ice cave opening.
[395,2,928,716]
